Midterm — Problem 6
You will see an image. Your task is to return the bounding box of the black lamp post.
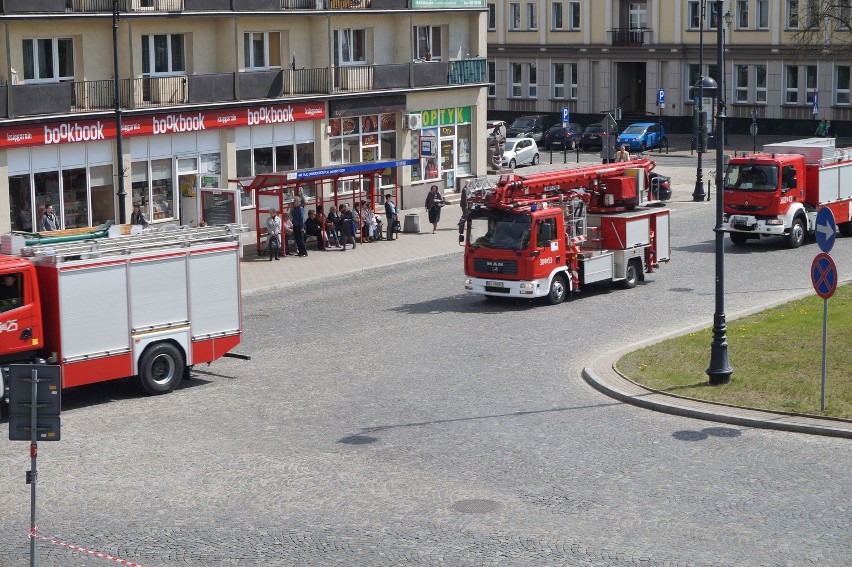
[707,3,733,385]
[113,0,127,224]
[692,0,708,202]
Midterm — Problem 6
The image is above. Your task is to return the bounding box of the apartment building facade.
[0,0,488,234]
[486,0,851,132]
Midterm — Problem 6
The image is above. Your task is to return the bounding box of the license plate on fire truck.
[485,281,504,288]
[731,215,750,225]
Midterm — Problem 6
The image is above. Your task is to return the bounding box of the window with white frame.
[488,61,496,97]
[414,26,442,60]
[528,63,537,97]
[334,28,366,65]
[552,1,564,30]
[806,0,819,27]
[784,65,800,103]
[244,32,281,70]
[22,38,74,82]
[569,1,580,29]
[735,64,749,102]
[755,64,767,102]
[552,62,577,99]
[527,2,538,29]
[835,65,850,104]
[757,0,769,28]
[786,0,800,28]
[687,1,700,29]
[708,1,720,28]
[806,65,817,104]
[142,34,185,75]
[488,3,496,30]
[511,63,522,97]
[736,0,749,28]
[510,3,521,30]
[839,0,851,28]
[628,2,647,28]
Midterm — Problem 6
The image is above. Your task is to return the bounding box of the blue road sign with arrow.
[815,207,836,253]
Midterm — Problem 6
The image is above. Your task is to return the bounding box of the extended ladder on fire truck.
[2,224,247,263]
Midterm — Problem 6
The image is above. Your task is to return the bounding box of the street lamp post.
[113,0,127,224]
[692,0,707,202]
[707,3,733,385]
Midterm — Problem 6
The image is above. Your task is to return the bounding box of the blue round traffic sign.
[815,207,837,253]
[811,253,838,299]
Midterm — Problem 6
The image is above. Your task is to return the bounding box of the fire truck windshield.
[725,164,778,192]
[468,211,531,250]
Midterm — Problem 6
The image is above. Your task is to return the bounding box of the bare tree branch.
[788,0,852,59]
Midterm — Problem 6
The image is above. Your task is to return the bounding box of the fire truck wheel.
[729,232,750,245]
[786,217,806,249]
[547,275,567,305]
[137,343,185,395]
[839,221,852,237]
[623,260,640,289]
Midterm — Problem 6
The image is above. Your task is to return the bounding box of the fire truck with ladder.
[0,224,245,418]
[723,138,852,247]
[461,158,671,304]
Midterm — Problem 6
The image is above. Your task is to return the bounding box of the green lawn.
[617,284,852,419]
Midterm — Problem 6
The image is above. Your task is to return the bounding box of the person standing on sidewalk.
[425,185,444,234]
[291,196,308,257]
[266,208,282,261]
[384,193,398,241]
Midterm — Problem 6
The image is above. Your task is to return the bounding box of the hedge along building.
[0,1,488,234]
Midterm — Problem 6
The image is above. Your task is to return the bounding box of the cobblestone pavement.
[1,141,851,567]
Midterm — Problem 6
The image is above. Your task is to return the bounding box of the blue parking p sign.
[561,107,570,124]
[657,89,665,105]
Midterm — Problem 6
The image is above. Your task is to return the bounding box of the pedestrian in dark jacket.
[425,185,444,234]
[291,196,308,257]
[340,204,357,250]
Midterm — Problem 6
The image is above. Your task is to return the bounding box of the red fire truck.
[0,224,245,417]
[723,138,852,247]
[461,159,671,304]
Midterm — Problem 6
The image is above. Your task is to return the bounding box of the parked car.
[542,123,583,150]
[617,122,667,152]
[501,137,540,169]
[506,114,556,143]
[579,123,605,151]
[648,172,672,201]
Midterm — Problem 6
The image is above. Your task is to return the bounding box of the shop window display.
[89,165,115,226]
[62,168,89,228]
[9,175,33,232]
[151,159,175,220]
[34,171,61,229]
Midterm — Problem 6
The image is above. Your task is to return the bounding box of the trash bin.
[403,213,420,233]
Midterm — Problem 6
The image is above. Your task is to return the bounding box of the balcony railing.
[44,0,408,13]
[610,28,648,46]
[2,59,485,117]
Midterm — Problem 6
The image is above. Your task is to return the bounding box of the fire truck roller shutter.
[188,247,241,341]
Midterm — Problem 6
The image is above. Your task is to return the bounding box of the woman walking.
[425,185,444,234]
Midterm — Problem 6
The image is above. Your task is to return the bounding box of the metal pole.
[707,1,732,385]
[29,368,37,567]
[821,298,827,411]
[113,0,127,224]
[692,0,706,201]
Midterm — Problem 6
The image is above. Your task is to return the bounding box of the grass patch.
[618,284,852,419]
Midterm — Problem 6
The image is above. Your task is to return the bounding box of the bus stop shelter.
[235,158,415,255]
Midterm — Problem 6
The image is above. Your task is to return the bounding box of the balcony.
[0,0,414,13]
[610,28,648,47]
[0,59,486,117]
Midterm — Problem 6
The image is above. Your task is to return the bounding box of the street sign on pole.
[815,207,837,254]
[657,89,665,108]
[561,106,570,127]
[811,253,838,300]
[812,91,819,116]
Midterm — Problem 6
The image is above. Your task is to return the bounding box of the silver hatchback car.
[501,137,540,169]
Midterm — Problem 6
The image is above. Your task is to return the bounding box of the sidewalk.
[240,204,465,294]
